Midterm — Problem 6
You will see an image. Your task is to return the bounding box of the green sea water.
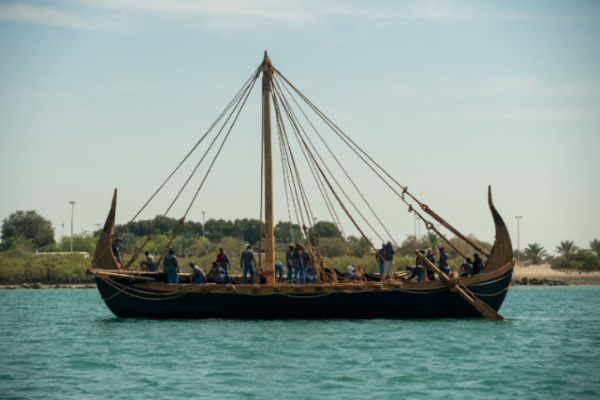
[0,286,599,399]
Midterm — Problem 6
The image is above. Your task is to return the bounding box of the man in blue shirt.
[163,248,180,284]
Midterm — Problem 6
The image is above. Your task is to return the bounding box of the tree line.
[1,209,599,280]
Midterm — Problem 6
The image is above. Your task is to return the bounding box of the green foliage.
[421,232,442,252]
[555,240,579,259]
[551,253,600,274]
[310,221,341,239]
[0,250,89,281]
[0,236,36,252]
[523,243,547,265]
[589,239,600,257]
[315,237,349,258]
[398,235,420,257]
[48,231,98,254]
[348,236,373,258]
[1,210,55,248]
[274,221,302,244]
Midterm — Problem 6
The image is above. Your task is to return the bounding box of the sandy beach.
[514,263,600,285]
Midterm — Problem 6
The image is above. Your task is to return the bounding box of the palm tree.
[421,232,442,251]
[348,236,373,258]
[522,243,547,265]
[555,240,579,259]
[590,239,600,257]
[119,232,140,255]
[173,235,198,258]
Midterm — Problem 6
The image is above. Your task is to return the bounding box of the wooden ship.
[88,53,515,320]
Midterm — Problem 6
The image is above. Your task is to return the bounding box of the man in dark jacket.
[473,253,483,275]
[145,251,156,272]
[292,244,305,284]
[425,248,436,281]
[240,245,257,284]
[112,239,122,265]
[285,245,294,283]
[163,248,180,284]
[301,245,312,275]
[381,241,395,281]
[438,247,451,275]
[376,242,385,279]
[216,248,232,284]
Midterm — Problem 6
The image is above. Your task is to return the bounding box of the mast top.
[262,51,273,72]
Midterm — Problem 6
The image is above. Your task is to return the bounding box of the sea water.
[0,286,599,399]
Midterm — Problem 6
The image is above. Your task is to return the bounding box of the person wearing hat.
[112,239,122,264]
[145,251,156,272]
[216,248,232,284]
[425,248,436,281]
[473,253,483,275]
[438,247,451,275]
[285,245,294,283]
[189,262,206,284]
[375,242,385,279]
[275,261,285,283]
[292,243,305,284]
[240,245,257,284]
[208,261,225,284]
[381,241,395,281]
[163,248,180,284]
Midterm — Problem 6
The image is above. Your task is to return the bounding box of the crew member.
[425,248,436,281]
[463,258,474,276]
[301,246,312,275]
[275,261,284,283]
[216,248,232,284]
[473,253,483,275]
[208,261,225,284]
[382,241,395,281]
[305,264,318,283]
[285,245,294,284]
[145,251,156,272]
[163,248,180,284]
[292,243,305,284]
[416,250,425,282]
[112,239,122,265]
[240,245,257,284]
[376,242,385,279]
[344,264,358,280]
[189,262,206,284]
[438,247,451,275]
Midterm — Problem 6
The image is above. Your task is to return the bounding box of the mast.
[262,51,275,284]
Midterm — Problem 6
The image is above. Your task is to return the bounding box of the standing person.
[163,248,180,284]
[292,243,305,284]
[275,261,284,283]
[285,245,294,284]
[425,248,436,281]
[145,251,156,272]
[240,245,256,284]
[463,258,474,276]
[472,253,483,275]
[416,250,425,282]
[301,246,312,276]
[112,239,123,265]
[438,247,451,275]
[381,241,395,281]
[189,262,206,284]
[208,262,225,284]
[376,242,385,280]
[216,248,232,284]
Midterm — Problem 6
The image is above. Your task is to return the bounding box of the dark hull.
[94,269,513,319]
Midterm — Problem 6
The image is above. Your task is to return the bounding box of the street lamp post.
[202,211,205,237]
[69,201,76,253]
[515,216,522,263]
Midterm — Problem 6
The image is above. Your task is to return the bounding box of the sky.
[0,0,599,254]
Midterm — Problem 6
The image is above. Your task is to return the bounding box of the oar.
[414,251,504,321]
